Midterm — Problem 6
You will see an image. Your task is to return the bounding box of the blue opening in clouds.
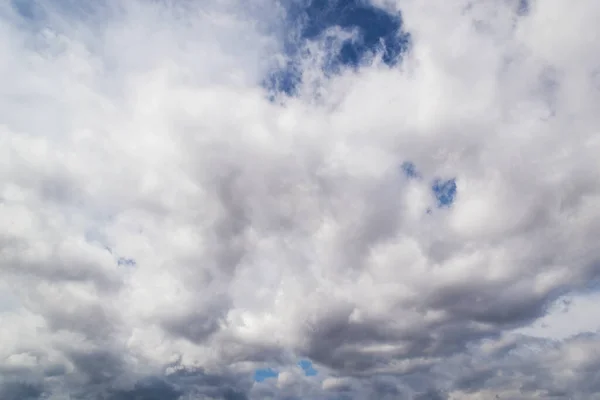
[254,368,279,383]
[298,359,318,376]
[432,178,457,208]
[297,0,406,67]
[401,161,419,179]
[265,0,410,96]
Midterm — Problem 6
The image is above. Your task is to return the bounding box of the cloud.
[2,0,600,398]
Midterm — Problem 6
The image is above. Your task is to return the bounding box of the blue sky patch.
[254,368,279,383]
[265,0,410,96]
[432,178,457,207]
[296,0,407,67]
[401,161,419,179]
[298,359,318,376]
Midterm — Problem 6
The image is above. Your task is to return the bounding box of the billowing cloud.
[2,0,600,398]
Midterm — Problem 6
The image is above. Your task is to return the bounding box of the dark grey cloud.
[109,378,182,400]
[67,350,127,386]
[0,382,43,400]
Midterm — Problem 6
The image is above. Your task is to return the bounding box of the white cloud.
[2,0,600,398]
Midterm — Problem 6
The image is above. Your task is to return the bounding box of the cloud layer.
[2,0,600,398]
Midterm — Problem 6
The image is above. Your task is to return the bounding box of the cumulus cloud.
[2,0,600,398]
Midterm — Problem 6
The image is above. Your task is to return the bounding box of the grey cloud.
[108,378,182,400]
[165,368,253,400]
[0,382,43,400]
[44,301,120,340]
[413,390,448,400]
[424,279,550,326]
[161,300,230,345]
[67,350,127,386]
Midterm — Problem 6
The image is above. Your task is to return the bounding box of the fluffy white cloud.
[2,0,600,398]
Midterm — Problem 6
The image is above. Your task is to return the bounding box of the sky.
[1,0,600,399]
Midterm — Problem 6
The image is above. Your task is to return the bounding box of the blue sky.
[254,367,279,383]
[298,359,318,376]
[254,360,317,383]
[265,0,409,95]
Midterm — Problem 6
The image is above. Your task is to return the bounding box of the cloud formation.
[2,0,600,398]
